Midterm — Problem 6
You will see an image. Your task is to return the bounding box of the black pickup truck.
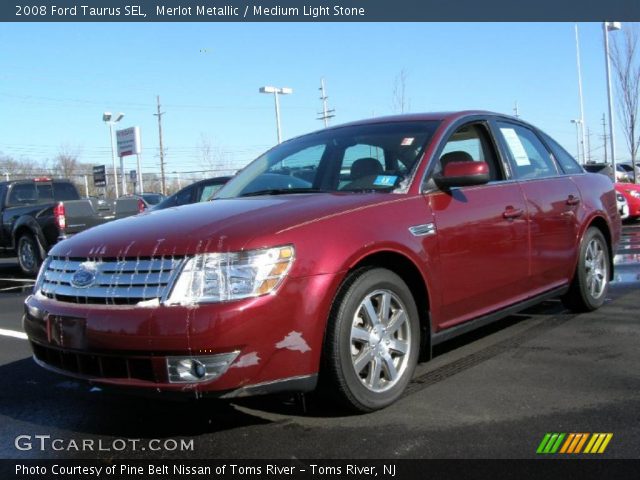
[0,178,116,275]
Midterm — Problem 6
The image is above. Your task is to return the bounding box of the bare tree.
[0,153,42,180]
[392,69,411,114]
[53,146,80,179]
[611,24,640,182]
[197,134,234,176]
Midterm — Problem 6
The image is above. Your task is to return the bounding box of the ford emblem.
[71,268,96,288]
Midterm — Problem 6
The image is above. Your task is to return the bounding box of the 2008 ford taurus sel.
[24,112,620,411]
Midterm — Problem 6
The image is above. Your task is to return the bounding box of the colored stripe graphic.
[537,433,613,454]
[574,433,589,453]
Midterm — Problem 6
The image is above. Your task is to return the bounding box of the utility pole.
[513,101,520,118]
[586,127,593,163]
[601,113,608,164]
[575,24,587,164]
[154,95,167,195]
[317,78,335,127]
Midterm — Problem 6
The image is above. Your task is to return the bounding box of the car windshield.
[215,121,440,198]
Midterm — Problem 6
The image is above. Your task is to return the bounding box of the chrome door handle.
[503,207,524,219]
[566,195,580,206]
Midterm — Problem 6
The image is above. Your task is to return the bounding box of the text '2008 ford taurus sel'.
[24,112,620,412]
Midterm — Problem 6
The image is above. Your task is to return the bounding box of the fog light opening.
[166,352,239,383]
[192,360,206,379]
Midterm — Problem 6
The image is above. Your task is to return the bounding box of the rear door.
[494,120,581,291]
[428,121,529,329]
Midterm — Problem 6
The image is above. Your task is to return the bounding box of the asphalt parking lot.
[0,223,639,460]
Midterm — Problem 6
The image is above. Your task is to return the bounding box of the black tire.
[563,227,610,312]
[17,233,42,276]
[323,268,420,412]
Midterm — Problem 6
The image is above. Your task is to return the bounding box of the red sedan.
[24,112,620,411]
[615,182,640,219]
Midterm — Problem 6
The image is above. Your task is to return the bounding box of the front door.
[428,122,530,329]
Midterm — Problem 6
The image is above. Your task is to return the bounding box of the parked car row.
[0,176,232,275]
[0,178,116,275]
[24,111,621,412]
[583,163,640,221]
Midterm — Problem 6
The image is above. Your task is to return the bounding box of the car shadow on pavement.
[0,357,274,441]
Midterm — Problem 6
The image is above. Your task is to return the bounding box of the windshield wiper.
[239,188,328,197]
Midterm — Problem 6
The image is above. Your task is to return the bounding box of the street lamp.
[259,86,293,143]
[574,24,587,164]
[103,111,125,198]
[571,119,582,160]
[603,21,621,177]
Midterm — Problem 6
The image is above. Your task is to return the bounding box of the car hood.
[50,193,398,258]
[616,182,640,193]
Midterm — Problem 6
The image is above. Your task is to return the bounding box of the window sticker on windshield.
[374,175,398,186]
[400,137,415,146]
[500,128,530,166]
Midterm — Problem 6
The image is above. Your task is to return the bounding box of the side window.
[497,122,558,179]
[175,186,193,206]
[540,133,583,175]
[8,184,37,205]
[438,123,503,181]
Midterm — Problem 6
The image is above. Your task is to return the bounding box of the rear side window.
[36,184,53,201]
[496,122,559,180]
[8,184,38,205]
[540,133,583,175]
[53,183,79,201]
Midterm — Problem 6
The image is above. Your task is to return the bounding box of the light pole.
[603,21,621,178]
[575,24,587,164]
[571,119,582,160]
[102,112,125,198]
[259,86,293,143]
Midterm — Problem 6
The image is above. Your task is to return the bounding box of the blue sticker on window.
[373,175,398,186]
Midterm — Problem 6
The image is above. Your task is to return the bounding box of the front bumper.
[23,272,341,396]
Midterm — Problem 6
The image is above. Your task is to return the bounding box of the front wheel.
[17,233,42,276]
[563,227,610,312]
[323,268,420,412]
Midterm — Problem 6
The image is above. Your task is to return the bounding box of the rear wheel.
[324,268,420,412]
[17,233,41,276]
[563,227,610,312]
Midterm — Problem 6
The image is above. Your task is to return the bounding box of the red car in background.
[24,112,620,412]
[615,182,640,220]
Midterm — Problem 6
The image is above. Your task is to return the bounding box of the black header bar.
[2,0,640,22]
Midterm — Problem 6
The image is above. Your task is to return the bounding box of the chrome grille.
[39,256,185,305]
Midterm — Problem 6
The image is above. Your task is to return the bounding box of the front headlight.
[166,245,295,305]
[33,257,51,294]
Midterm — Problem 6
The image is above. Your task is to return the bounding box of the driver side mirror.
[434,161,490,189]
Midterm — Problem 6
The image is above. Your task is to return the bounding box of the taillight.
[137,198,146,213]
[54,202,66,230]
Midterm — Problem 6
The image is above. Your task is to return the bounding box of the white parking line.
[0,328,28,340]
